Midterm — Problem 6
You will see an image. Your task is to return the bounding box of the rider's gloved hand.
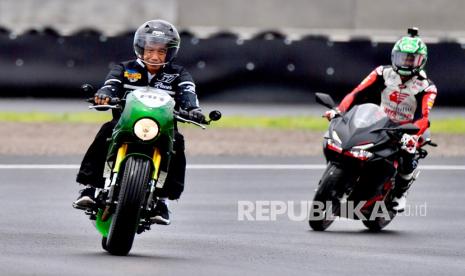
[323,108,340,121]
[188,108,206,123]
[94,86,116,105]
[400,133,419,154]
[177,108,189,118]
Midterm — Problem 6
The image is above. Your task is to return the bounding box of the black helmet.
[133,20,180,66]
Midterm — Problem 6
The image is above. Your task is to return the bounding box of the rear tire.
[309,164,344,231]
[106,156,151,256]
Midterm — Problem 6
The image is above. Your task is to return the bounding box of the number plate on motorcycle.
[133,89,173,108]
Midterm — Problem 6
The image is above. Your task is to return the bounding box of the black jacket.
[99,59,200,111]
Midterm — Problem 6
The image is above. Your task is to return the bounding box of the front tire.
[101,237,108,252]
[309,164,345,231]
[106,156,151,256]
[362,202,397,232]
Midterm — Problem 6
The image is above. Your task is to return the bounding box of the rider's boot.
[72,185,96,210]
[392,171,418,213]
[151,198,171,225]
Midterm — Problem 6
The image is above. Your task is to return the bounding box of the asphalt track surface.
[0,155,464,276]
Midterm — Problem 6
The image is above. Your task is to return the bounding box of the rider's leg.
[392,151,419,212]
[73,119,117,209]
[151,131,186,225]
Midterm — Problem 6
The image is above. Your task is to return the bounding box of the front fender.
[120,153,155,174]
[119,149,163,181]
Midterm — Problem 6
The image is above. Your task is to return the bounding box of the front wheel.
[106,156,152,256]
[362,201,397,232]
[101,237,108,252]
[309,164,345,231]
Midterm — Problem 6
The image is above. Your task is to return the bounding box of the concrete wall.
[2,0,465,37]
[177,0,356,29]
[0,0,177,35]
[177,0,465,33]
[353,0,465,31]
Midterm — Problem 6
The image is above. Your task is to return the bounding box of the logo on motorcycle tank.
[124,70,142,82]
[389,91,409,104]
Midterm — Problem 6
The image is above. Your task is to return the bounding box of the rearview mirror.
[315,92,336,109]
[209,110,222,121]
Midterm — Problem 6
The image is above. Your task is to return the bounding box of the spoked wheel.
[309,164,345,231]
[105,156,151,256]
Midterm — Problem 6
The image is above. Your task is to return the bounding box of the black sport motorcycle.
[309,93,437,231]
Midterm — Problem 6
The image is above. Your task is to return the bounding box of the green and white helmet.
[391,27,428,76]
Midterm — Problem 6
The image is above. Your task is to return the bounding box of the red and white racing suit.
[338,66,437,136]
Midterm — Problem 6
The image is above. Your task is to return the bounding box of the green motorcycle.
[82,85,221,256]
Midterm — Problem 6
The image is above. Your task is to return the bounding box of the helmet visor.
[134,34,179,65]
[392,51,425,70]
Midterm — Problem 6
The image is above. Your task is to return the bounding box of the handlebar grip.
[199,117,209,125]
[109,97,120,105]
[175,109,190,118]
[174,110,207,124]
[87,97,121,105]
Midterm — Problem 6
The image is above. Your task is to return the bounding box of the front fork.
[100,144,168,220]
[92,144,169,236]
[145,147,168,211]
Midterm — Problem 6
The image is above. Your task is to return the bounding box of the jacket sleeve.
[338,66,385,112]
[413,85,437,136]
[175,68,200,110]
[99,63,125,98]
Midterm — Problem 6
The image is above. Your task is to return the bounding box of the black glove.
[188,108,206,123]
[94,86,116,104]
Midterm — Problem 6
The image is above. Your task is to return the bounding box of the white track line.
[0,164,464,170]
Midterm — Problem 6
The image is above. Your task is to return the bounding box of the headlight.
[134,118,159,141]
[347,143,374,160]
[346,149,373,160]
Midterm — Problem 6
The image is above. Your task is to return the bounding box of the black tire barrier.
[0,27,463,106]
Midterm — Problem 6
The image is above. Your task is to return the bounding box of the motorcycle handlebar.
[86,97,122,105]
[173,110,208,125]
[87,97,123,111]
[174,109,222,127]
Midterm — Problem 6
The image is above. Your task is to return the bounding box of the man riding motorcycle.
[324,27,437,212]
[73,19,205,225]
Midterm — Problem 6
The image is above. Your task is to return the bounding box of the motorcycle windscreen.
[332,103,391,150]
[350,104,388,129]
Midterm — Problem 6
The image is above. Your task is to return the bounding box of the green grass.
[0,112,464,134]
[429,118,465,134]
[214,116,329,131]
[215,116,465,134]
